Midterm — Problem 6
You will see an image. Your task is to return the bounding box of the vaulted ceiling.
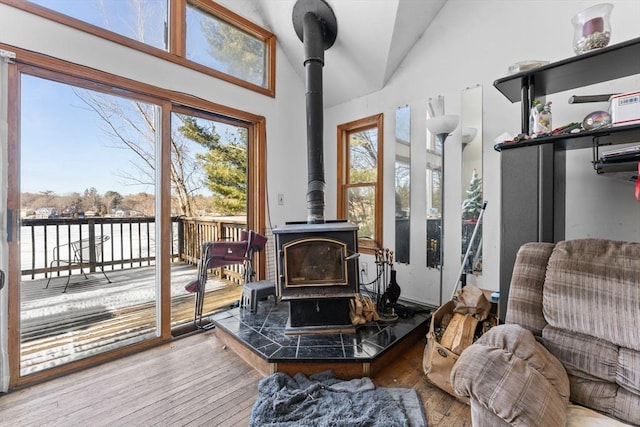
[245,0,447,107]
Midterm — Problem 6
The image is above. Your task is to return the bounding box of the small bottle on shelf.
[533,102,552,135]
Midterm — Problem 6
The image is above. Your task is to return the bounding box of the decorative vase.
[386,269,401,306]
[572,3,613,55]
[535,104,552,135]
[530,101,553,135]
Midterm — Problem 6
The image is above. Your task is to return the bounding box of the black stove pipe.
[302,12,326,224]
[293,0,337,224]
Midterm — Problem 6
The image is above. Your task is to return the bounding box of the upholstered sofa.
[451,239,640,426]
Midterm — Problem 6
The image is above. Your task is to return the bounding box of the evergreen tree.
[177,117,247,215]
[201,15,266,86]
[462,169,483,221]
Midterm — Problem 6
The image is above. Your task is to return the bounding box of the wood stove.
[275,1,359,334]
[274,221,358,334]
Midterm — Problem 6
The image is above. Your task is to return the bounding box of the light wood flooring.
[0,329,471,426]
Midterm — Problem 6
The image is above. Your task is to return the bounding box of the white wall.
[324,0,640,306]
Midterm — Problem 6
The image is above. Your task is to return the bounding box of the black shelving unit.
[495,37,640,321]
[593,159,640,175]
[495,123,640,152]
[494,36,640,136]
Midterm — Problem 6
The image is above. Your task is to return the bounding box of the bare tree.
[70,1,257,217]
[75,90,205,217]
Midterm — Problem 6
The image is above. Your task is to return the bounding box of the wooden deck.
[19,263,243,376]
[0,329,471,426]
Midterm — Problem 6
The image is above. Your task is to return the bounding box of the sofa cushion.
[543,239,640,351]
[529,239,640,425]
[451,324,569,427]
[566,403,632,427]
[619,347,640,396]
[469,402,511,427]
[542,326,618,383]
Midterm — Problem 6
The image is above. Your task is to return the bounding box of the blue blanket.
[250,370,427,427]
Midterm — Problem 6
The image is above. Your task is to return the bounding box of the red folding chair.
[185,230,267,328]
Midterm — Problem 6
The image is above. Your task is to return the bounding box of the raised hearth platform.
[211,299,432,379]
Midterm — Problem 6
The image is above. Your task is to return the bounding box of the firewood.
[439,313,479,355]
[362,295,380,321]
[350,296,364,325]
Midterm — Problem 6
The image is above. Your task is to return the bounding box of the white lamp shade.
[426,114,460,136]
[462,127,478,144]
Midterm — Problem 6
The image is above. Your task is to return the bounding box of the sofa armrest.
[451,324,570,427]
[505,242,554,335]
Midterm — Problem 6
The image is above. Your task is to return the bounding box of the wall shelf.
[593,159,639,175]
[494,36,640,103]
[495,36,640,321]
[494,123,640,152]
[494,36,640,137]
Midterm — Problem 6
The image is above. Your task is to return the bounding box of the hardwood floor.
[0,330,471,426]
[373,340,472,427]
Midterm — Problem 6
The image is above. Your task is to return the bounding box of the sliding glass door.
[168,109,249,328]
[6,51,265,388]
[18,72,161,377]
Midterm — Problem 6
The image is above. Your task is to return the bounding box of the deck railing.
[178,217,247,283]
[21,216,247,283]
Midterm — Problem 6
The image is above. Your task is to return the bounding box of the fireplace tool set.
[374,248,401,322]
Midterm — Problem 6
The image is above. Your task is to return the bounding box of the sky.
[21,74,158,196]
[21,0,166,195]
[30,0,167,49]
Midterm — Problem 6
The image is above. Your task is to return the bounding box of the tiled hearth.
[211,298,432,378]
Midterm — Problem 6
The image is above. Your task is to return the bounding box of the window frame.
[1,0,276,97]
[337,113,383,254]
[3,41,267,388]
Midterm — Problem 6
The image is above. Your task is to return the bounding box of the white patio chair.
[45,235,112,292]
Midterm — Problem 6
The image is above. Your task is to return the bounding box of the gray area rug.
[250,370,427,427]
